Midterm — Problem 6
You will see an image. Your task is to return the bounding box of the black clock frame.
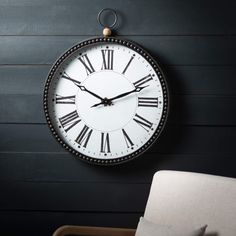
[44,36,169,165]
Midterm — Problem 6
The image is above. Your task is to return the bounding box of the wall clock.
[44,9,169,165]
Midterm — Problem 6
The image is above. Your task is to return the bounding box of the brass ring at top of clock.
[97,8,118,29]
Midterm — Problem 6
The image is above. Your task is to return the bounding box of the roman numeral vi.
[100,132,111,153]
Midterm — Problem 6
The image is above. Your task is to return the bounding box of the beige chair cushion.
[135,217,207,236]
[144,171,236,236]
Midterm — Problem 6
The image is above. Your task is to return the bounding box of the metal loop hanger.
[97,8,118,37]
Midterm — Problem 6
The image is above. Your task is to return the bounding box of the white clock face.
[44,38,168,165]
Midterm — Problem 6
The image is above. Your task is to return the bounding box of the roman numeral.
[61,72,81,86]
[59,110,81,132]
[55,95,76,104]
[133,74,153,88]
[100,132,111,153]
[122,129,134,148]
[122,55,134,74]
[75,125,93,148]
[133,113,153,131]
[101,49,114,70]
[78,54,95,75]
[138,97,158,107]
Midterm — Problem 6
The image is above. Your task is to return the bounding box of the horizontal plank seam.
[0,64,235,68]
[0,180,151,184]
[1,123,236,127]
[0,151,69,154]
[0,209,144,214]
[0,152,235,156]
[1,64,236,66]
[0,34,236,37]
[2,93,236,97]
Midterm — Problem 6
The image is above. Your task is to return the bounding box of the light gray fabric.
[135,217,207,236]
[144,171,236,236]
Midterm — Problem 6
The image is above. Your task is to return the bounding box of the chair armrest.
[52,225,136,236]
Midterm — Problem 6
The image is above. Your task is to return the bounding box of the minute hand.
[62,72,104,101]
[76,84,104,100]
[109,86,148,102]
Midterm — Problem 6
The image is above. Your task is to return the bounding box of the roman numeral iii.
[133,74,153,88]
[75,125,93,148]
[101,49,114,70]
[100,132,111,153]
[56,95,76,104]
[133,113,153,131]
[78,54,95,75]
[59,110,81,132]
[138,97,158,107]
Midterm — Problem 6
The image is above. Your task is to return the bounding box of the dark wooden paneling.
[1,94,236,126]
[0,0,235,35]
[0,65,49,95]
[0,124,235,154]
[167,66,236,95]
[0,124,62,152]
[0,94,43,123]
[0,153,235,183]
[1,65,236,96]
[169,95,236,125]
[0,211,140,236]
[0,181,149,212]
[1,1,236,235]
[0,36,236,65]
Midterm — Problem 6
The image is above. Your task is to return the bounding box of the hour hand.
[91,98,112,108]
[91,86,148,108]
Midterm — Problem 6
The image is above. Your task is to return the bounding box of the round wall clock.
[44,9,169,165]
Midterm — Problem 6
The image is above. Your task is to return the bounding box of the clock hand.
[109,86,148,101]
[91,86,148,108]
[62,72,103,100]
[91,98,111,108]
[76,84,104,100]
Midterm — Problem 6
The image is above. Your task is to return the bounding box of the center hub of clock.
[103,97,113,106]
[76,71,137,132]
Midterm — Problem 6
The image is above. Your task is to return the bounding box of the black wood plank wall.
[0,0,236,235]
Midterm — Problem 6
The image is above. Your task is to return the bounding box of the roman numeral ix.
[59,110,81,132]
[138,97,158,107]
[78,54,95,75]
[101,49,114,70]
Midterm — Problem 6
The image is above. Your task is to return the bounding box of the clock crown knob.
[103,27,112,37]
